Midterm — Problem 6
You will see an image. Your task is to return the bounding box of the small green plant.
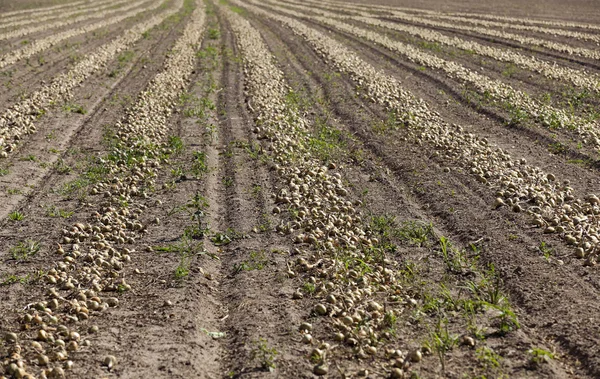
[204,123,218,143]
[45,206,74,219]
[302,282,316,294]
[53,158,72,174]
[233,250,269,273]
[505,103,528,126]
[1,274,29,286]
[250,338,278,372]
[208,28,220,39]
[174,255,191,280]
[191,151,208,177]
[488,302,520,334]
[396,220,433,246]
[250,184,262,197]
[501,63,517,78]
[539,241,553,261]
[383,311,398,336]
[117,283,130,293]
[211,228,244,246]
[8,211,24,221]
[528,347,554,365]
[476,346,502,370]
[548,141,566,155]
[211,232,232,246]
[20,155,37,162]
[10,239,41,260]
[155,235,207,257]
[230,5,246,14]
[256,213,272,232]
[171,166,184,178]
[425,319,459,372]
[372,111,398,134]
[63,103,87,114]
[0,167,9,176]
[222,176,233,187]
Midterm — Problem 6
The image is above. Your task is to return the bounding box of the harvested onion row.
[419,13,600,44]
[263,1,600,151]
[333,1,600,61]
[384,11,600,60]
[224,3,439,377]
[0,2,205,378]
[241,2,600,266]
[0,0,134,42]
[0,0,162,70]
[321,0,600,33]
[0,0,182,157]
[280,0,600,94]
[444,11,600,32]
[0,0,90,22]
[0,0,124,34]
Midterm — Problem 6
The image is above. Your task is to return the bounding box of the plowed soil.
[1,0,600,378]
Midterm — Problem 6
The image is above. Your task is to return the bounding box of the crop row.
[283,0,600,94]
[267,0,600,151]
[0,0,132,42]
[420,13,600,44]
[445,11,600,32]
[0,0,162,69]
[0,0,183,158]
[1,2,205,378]
[0,0,123,34]
[325,1,600,61]
[322,0,600,33]
[244,1,600,265]
[0,0,90,21]
[223,4,412,376]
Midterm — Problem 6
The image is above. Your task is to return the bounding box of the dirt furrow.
[215,10,309,377]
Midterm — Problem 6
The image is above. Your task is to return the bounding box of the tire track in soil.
[247,12,600,378]
[216,10,311,378]
[270,11,600,196]
[0,2,186,224]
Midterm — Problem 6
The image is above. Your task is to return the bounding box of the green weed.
[10,239,41,260]
[250,338,278,371]
[8,211,24,221]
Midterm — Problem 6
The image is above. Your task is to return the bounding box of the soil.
[346,0,600,24]
[1,0,600,378]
